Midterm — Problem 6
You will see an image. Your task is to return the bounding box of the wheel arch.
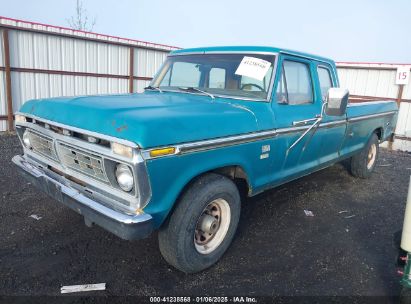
[373,127,383,141]
[159,164,251,226]
[178,164,252,204]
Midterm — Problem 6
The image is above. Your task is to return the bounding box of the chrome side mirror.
[325,88,349,116]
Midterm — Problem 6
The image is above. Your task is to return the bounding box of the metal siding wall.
[0,18,177,131]
[134,79,151,93]
[0,28,4,66]
[337,68,398,98]
[0,71,6,131]
[0,29,5,130]
[135,48,168,78]
[11,71,129,106]
[403,82,411,100]
[338,65,411,140]
[6,29,138,126]
[396,102,411,137]
[9,30,131,75]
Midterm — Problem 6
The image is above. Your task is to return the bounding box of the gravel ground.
[0,133,410,299]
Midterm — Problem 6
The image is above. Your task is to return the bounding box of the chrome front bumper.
[12,155,154,240]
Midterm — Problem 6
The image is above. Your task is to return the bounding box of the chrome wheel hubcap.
[367,143,377,169]
[194,198,231,255]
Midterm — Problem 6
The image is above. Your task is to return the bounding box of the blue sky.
[1,0,410,63]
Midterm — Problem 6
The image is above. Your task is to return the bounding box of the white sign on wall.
[396,66,410,85]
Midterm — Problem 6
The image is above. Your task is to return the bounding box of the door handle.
[292,117,318,126]
[288,116,323,151]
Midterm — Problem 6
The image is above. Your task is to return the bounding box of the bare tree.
[67,0,96,31]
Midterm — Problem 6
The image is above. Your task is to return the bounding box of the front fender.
[143,139,274,227]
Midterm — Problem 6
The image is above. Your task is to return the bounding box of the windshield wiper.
[144,85,163,93]
[178,87,215,100]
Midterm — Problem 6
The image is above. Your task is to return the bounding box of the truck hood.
[19,92,259,148]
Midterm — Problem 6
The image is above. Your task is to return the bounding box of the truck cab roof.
[170,46,335,65]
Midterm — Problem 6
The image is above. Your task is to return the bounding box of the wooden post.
[3,29,13,131]
[397,84,404,106]
[129,47,134,93]
[388,84,405,148]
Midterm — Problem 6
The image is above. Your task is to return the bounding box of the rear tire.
[158,173,241,273]
[350,133,379,178]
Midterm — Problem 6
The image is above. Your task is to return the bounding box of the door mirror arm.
[288,89,348,152]
[316,101,328,119]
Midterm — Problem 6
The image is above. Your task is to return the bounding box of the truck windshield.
[151,53,276,100]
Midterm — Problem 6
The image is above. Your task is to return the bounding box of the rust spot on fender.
[116,125,128,132]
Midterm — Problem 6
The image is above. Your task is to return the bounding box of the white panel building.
[0,16,179,131]
[1,15,410,147]
[337,62,411,147]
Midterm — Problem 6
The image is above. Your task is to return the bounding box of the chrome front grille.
[27,130,58,161]
[18,120,147,210]
[56,143,108,183]
[25,128,109,183]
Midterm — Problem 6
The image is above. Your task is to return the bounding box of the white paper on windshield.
[235,56,272,81]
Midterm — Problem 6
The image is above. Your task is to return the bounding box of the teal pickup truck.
[13,46,398,273]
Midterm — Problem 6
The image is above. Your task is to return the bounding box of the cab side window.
[276,60,313,105]
[317,66,333,101]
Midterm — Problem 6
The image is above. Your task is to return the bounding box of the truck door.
[270,55,323,183]
[314,63,347,165]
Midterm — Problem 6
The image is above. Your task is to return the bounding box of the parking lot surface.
[1,133,410,298]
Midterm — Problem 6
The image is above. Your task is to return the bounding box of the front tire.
[350,133,379,178]
[158,173,241,273]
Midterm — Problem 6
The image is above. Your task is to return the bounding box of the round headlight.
[115,164,134,192]
[22,130,32,148]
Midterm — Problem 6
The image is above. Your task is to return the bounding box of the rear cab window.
[317,66,334,101]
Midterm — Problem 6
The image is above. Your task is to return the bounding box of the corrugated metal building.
[0,16,179,131]
[337,62,411,145]
[1,16,410,147]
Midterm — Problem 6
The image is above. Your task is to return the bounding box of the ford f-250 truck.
[12,46,398,273]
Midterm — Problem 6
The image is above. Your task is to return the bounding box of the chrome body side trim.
[275,125,312,135]
[347,111,397,122]
[178,129,278,153]
[293,117,319,126]
[347,100,396,107]
[142,110,396,159]
[142,122,344,159]
[320,120,347,128]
